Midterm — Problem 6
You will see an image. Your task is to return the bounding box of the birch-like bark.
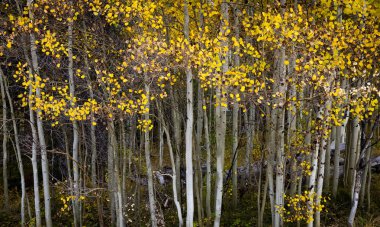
[307,137,320,227]
[274,2,287,225]
[349,117,360,197]
[1,69,28,225]
[184,1,194,226]
[107,126,116,224]
[157,101,183,226]
[1,67,8,209]
[315,98,332,226]
[15,15,42,222]
[348,117,378,226]
[68,14,81,226]
[27,0,52,225]
[144,73,157,227]
[213,2,228,226]
[109,121,124,226]
[267,104,275,226]
[274,48,286,227]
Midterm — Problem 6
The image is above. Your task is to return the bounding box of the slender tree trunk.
[360,141,371,207]
[121,119,128,209]
[232,5,240,208]
[307,108,324,227]
[366,146,372,213]
[1,70,28,225]
[245,103,255,181]
[27,1,52,225]
[258,164,269,227]
[62,127,76,224]
[68,15,81,226]
[315,105,332,226]
[203,96,212,218]
[0,68,8,209]
[344,119,352,187]
[30,102,41,227]
[232,96,239,208]
[144,73,157,227]
[108,121,124,226]
[195,81,204,226]
[170,87,182,206]
[267,104,276,226]
[333,123,342,197]
[348,118,377,226]
[325,126,335,191]
[107,126,116,225]
[159,121,164,169]
[349,117,360,198]
[214,2,228,226]
[157,101,183,226]
[274,47,286,227]
[287,47,297,196]
[184,1,194,226]
[307,137,320,227]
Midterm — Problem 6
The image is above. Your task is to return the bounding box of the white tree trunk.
[109,121,124,227]
[68,16,81,226]
[348,123,373,226]
[27,1,52,224]
[274,47,286,227]
[184,1,194,226]
[214,2,228,226]
[157,101,183,226]
[0,67,8,209]
[144,74,157,227]
[349,117,360,197]
[1,69,28,225]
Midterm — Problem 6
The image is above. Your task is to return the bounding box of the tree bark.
[1,69,28,225]
[157,101,183,226]
[27,1,52,225]
[203,96,212,218]
[0,67,8,210]
[232,5,240,208]
[144,73,157,227]
[184,1,194,226]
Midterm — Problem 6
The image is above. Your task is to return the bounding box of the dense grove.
[0,0,380,226]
